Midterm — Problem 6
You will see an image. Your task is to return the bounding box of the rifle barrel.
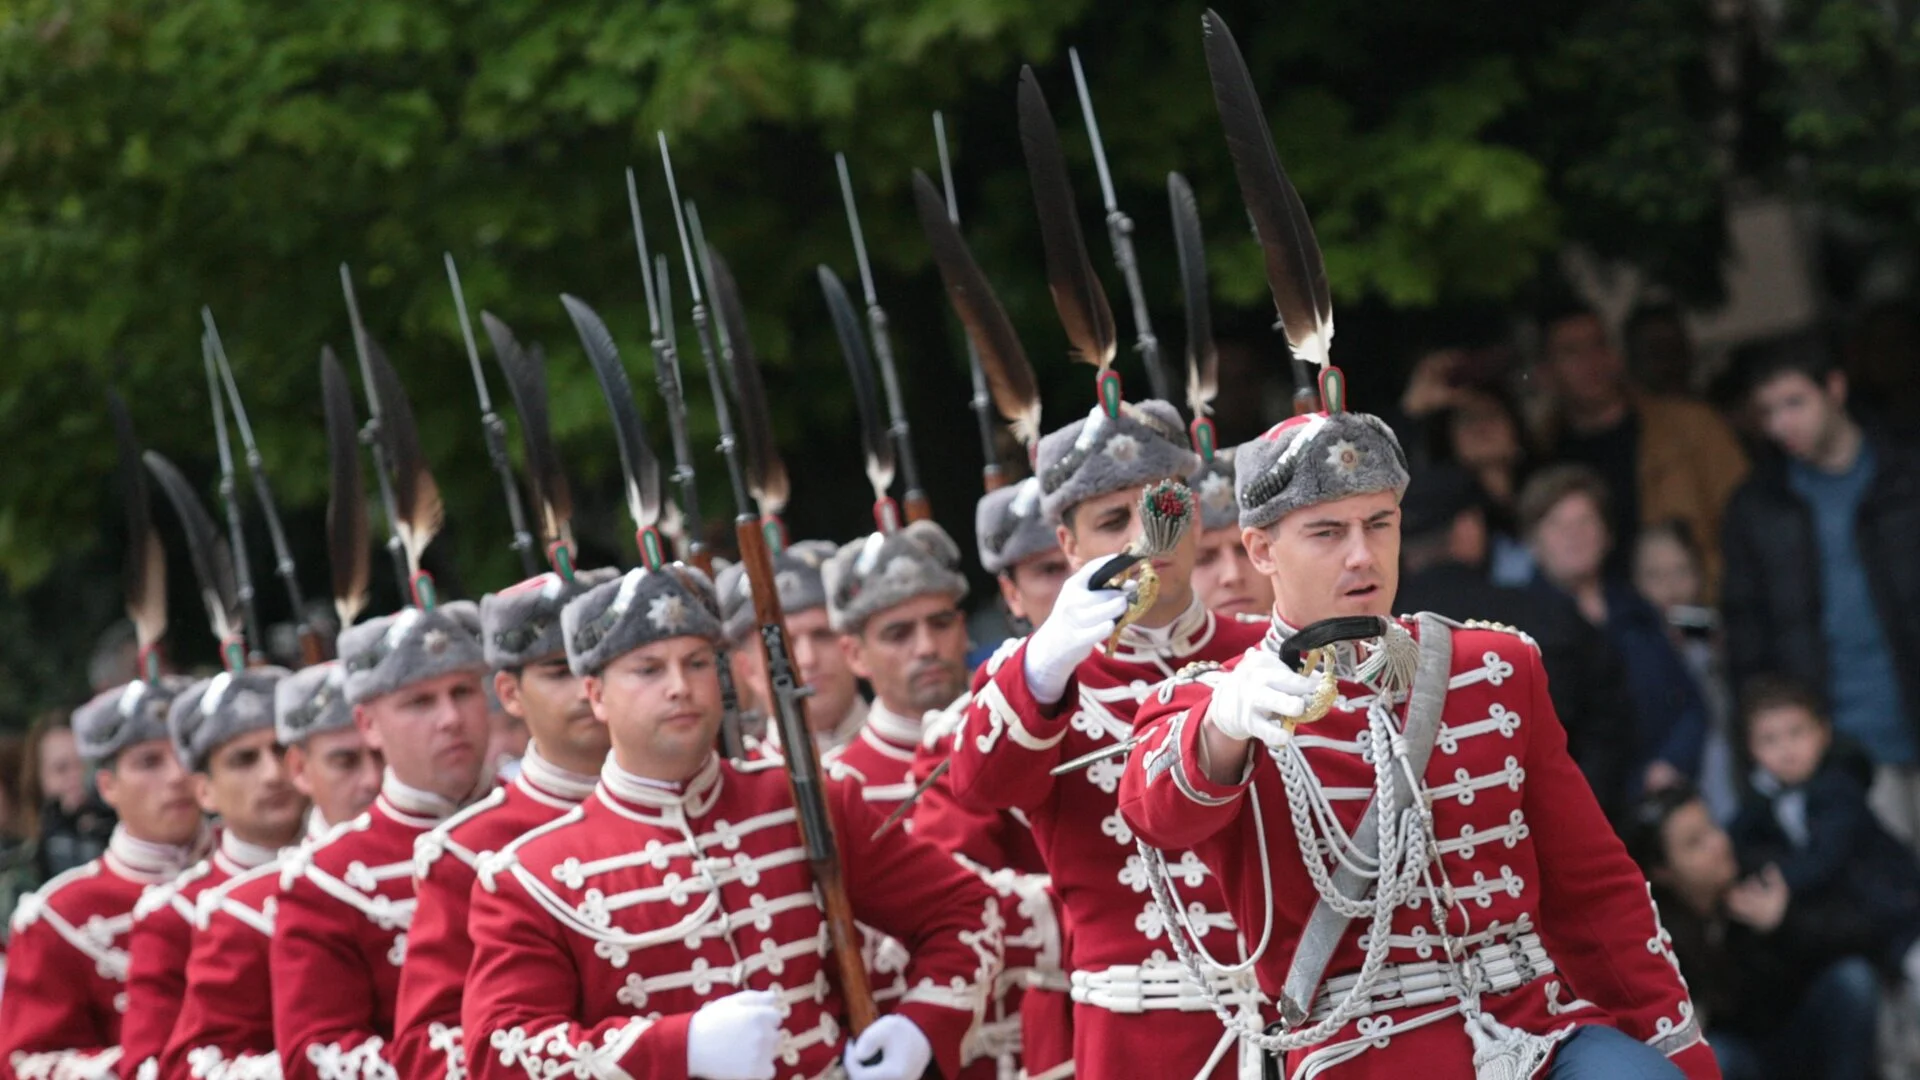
[933,112,1005,490]
[444,253,539,578]
[339,265,413,596]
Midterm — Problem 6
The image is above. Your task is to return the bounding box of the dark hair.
[1739,674,1828,730]
[1515,464,1611,538]
[1622,782,1703,874]
[17,711,72,842]
[1535,298,1604,347]
[1731,329,1839,399]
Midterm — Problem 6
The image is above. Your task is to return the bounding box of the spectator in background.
[1534,301,1748,592]
[1627,784,1881,1080]
[1396,346,1536,584]
[1397,464,1638,812]
[1623,299,1698,397]
[1720,333,1920,844]
[1634,522,1741,821]
[20,712,114,880]
[1521,465,1707,795]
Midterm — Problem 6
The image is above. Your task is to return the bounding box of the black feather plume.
[707,251,789,516]
[322,347,370,629]
[913,170,1043,449]
[363,337,444,573]
[110,391,167,653]
[1168,172,1218,419]
[483,313,574,554]
[143,451,242,647]
[817,265,895,502]
[560,295,663,533]
[1018,66,1117,373]
[1202,10,1333,368]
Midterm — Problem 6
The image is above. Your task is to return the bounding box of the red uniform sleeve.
[161,896,279,1080]
[0,905,121,1080]
[946,641,1077,814]
[392,853,478,1080]
[120,901,192,1080]
[460,871,695,1080]
[270,872,394,1080]
[1118,659,1255,852]
[1517,648,1720,1080]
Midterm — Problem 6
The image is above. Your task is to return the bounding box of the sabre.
[933,112,1005,492]
[200,330,266,665]
[626,167,709,573]
[1070,47,1173,404]
[834,153,930,523]
[203,309,324,663]
[445,253,540,579]
[339,264,413,597]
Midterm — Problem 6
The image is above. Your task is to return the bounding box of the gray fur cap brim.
[275,661,353,746]
[1037,399,1202,523]
[822,520,969,634]
[975,478,1058,574]
[481,567,621,669]
[1235,411,1410,529]
[1191,448,1242,533]
[562,564,725,676]
[338,601,488,706]
[73,676,194,765]
[717,540,836,642]
[169,668,289,771]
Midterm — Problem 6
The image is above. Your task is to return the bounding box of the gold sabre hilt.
[1285,646,1340,735]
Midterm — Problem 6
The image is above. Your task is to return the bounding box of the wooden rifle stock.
[734,515,878,1034]
[903,491,933,524]
[981,467,1008,493]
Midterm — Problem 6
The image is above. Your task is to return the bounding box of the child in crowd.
[1633,522,1740,820]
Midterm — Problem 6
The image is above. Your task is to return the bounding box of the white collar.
[215,831,280,874]
[1110,595,1212,661]
[516,743,601,805]
[106,826,200,884]
[378,769,462,823]
[598,753,724,817]
[863,699,924,750]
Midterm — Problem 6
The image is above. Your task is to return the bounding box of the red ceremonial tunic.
[0,829,200,1080]
[163,813,338,1080]
[1119,616,1719,1080]
[461,753,1003,1080]
[121,835,278,1080]
[392,748,600,1080]
[946,602,1268,1080]
[272,776,457,1080]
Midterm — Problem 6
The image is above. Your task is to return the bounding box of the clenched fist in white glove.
[1205,648,1324,750]
[842,1015,933,1080]
[687,989,783,1080]
[1022,558,1131,705]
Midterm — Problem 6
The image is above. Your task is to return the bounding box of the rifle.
[932,113,1005,492]
[445,253,541,579]
[199,330,266,665]
[834,154,929,523]
[338,265,413,598]
[626,167,709,574]
[203,309,325,664]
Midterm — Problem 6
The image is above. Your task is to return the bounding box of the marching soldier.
[271,605,491,1080]
[461,563,1003,1080]
[1,677,200,1080]
[1188,449,1274,621]
[392,568,618,1080]
[946,398,1268,1080]
[121,670,304,1080]
[163,661,381,1080]
[975,477,1070,641]
[718,542,869,753]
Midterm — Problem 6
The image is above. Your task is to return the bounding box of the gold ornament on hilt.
[1089,479,1196,655]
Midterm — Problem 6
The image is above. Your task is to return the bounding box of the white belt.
[1070,961,1264,1015]
[1310,930,1555,1021]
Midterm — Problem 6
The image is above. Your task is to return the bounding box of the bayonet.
[201,330,265,664]
[834,153,930,523]
[1070,47,1172,404]
[339,264,413,597]
[146,451,247,673]
[933,113,1005,491]
[446,253,540,579]
[203,308,324,664]
[627,167,708,573]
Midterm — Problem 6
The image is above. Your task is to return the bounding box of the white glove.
[1022,558,1131,705]
[842,1015,933,1080]
[686,989,783,1080]
[1205,648,1322,749]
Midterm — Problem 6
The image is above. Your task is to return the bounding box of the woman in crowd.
[1634,520,1741,819]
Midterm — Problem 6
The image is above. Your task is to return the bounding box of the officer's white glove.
[1205,648,1322,749]
[1022,558,1131,705]
[842,1015,933,1080]
[686,989,782,1080]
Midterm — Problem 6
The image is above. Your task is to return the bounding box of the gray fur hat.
[1234,411,1410,529]
[275,661,353,746]
[715,540,836,642]
[169,668,288,772]
[822,521,969,634]
[561,565,725,676]
[975,478,1057,575]
[480,568,621,669]
[338,601,487,707]
[72,676,194,765]
[1036,400,1202,523]
[1190,447,1242,533]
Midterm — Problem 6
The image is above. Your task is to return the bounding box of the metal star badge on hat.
[648,593,688,632]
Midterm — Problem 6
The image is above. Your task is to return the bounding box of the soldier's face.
[787,607,859,737]
[844,593,970,715]
[1000,551,1071,627]
[356,670,490,804]
[96,737,201,846]
[286,726,382,830]
[497,659,608,775]
[196,727,305,848]
[1191,525,1275,620]
[1248,490,1400,627]
[586,636,723,782]
[1057,479,1200,625]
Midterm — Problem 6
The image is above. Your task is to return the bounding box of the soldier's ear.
[1244,525,1280,577]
